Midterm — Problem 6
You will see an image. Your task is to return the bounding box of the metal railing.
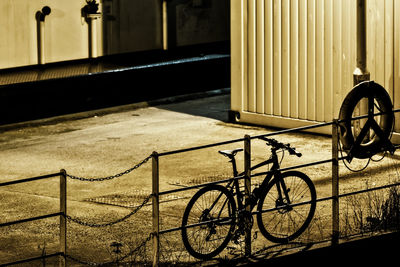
[0,170,66,267]
[151,109,400,265]
[1,109,399,266]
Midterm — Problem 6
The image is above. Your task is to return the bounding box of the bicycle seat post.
[229,155,239,178]
[218,149,243,177]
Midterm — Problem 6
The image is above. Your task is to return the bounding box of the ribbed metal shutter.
[231,0,400,139]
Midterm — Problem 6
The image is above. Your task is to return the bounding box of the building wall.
[0,0,229,70]
[0,0,95,69]
[231,0,400,136]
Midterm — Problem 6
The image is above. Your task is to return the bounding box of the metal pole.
[38,20,45,65]
[162,0,168,50]
[244,135,251,256]
[353,0,370,85]
[353,0,370,139]
[88,14,101,58]
[59,169,67,267]
[152,152,160,267]
[332,120,340,246]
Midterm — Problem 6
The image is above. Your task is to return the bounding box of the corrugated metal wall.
[231,0,400,136]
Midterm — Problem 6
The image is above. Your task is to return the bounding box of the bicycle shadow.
[200,242,314,266]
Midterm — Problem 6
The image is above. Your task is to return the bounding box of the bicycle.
[181,136,317,260]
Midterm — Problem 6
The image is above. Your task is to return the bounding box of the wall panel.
[231,0,400,137]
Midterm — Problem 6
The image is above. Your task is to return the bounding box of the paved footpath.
[0,92,333,192]
[0,92,398,265]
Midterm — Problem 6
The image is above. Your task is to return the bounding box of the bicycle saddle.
[218,148,243,158]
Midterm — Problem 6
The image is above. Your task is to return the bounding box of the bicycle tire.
[181,184,236,260]
[256,171,316,243]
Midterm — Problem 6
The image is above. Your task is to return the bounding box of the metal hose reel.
[338,81,395,161]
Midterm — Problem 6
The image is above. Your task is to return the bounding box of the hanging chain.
[63,154,156,264]
[66,193,152,227]
[66,155,152,182]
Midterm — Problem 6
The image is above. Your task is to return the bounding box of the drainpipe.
[162,0,168,50]
[83,0,102,58]
[36,6,51,65]
[87,13,101,58]
[353,0,370,85]
[353,0,370,138]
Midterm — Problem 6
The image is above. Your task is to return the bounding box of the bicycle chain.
[66,194,152,227]
[66,155,152,182]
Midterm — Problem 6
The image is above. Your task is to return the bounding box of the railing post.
[152,152,160,267]
[332,120,340,246]
[59,169,67,267]
[244,135,251,256]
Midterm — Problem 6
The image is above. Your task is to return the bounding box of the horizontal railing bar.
[251,157,347,178]
[157,109,400,158]
[0,252,63,267]
[158,180,400,235]
[338,181,400,199]
[0,172,62,187]
[161,158,348,196]
[254,196,335,215]
[336,108,400,123]
[160,216,233,235]
[0,212,63,228]
[158,137,245,157]
[159,175,245,196]
[159,226,182,235]
[251,122,334,140]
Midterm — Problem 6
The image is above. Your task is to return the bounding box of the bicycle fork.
[274,173,293,212]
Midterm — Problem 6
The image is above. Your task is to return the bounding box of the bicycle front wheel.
[257,171,316,243]
[181,184,236,260]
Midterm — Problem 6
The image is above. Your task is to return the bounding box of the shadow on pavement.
[157,91,231,122]
[207,231,400,266]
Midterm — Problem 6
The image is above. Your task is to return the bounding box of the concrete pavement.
[0,90,398,265]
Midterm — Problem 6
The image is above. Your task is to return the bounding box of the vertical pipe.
[36,7,51,65]
[244,135,251,256]
[59,169,67,267]
[353,0,370,138]
[87,14,101,58]
[162,0,168,50]
[89,16,98,58]
[353,0,370,85]
[331,120,339,246]
[152,152,160,267]
[38,20,45,65]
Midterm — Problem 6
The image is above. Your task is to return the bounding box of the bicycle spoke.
[257,172,316,243]
[182,185,236,260]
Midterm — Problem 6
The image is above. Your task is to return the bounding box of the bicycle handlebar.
[258,136,302,157]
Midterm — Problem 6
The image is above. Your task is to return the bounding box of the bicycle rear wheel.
[181,184,236,260]
[257,171,316,243]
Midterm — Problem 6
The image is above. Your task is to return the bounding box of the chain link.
[66,193,151,227]
[66,155,152,182]
[66,232,153,266]
[64,155,155,264]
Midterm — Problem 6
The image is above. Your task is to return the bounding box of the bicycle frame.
[181,141,317,260]
[189,148,292,230]
[226,149,287,212]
